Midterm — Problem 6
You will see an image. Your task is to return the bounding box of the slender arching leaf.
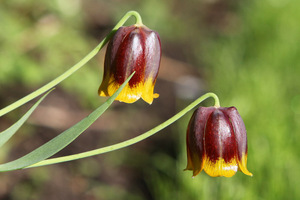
[0,10,141,117]
[0,37,108,118]
[0,73,134,172]
[0,89,54,148]
[27,92,216,168]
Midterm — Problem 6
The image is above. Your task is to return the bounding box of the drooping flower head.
[185,106,253,177]
[98,24,161,104]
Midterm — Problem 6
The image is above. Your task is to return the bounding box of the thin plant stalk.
[0,11,142,117]
[28,92,219,168]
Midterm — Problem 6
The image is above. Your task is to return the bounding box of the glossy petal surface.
[222,107,253,176]
[98,25,161,104]
[203,109,238,177]
[185,106,252,177]
[185,107,215,176]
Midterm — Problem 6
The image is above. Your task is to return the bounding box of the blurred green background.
[1,0,299,199]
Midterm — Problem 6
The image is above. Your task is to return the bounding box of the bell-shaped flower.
[185,106,253,177]
[98,24,161,104]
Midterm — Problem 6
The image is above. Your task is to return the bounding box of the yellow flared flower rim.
[186,152,253,177]
[99,75,159,104]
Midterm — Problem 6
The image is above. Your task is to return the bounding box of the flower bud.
[185,106,252,177]
[98,24,161,104]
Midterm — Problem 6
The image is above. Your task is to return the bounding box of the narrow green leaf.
[0,37,107,117]
[0,89,53,148]
[0,10,142,117]
[28,93,217,168]
[0,73,134,172]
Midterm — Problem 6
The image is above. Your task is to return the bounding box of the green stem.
[27,92,219,168]
[0,11,143,117]
[130,11,143,25]
[211,92,220,107]
[112,11,142,30]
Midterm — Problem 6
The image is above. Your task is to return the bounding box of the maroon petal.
[221,107,247,162]
[185,107,215,176]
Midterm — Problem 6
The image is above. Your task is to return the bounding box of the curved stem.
[130,11,143,25]
[114,11,143,26]
[0,11,142,117]
[210,92,220,107]
[27,92,220,168]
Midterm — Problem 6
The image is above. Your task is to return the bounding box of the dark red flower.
[185,106,252,177]
[98,24,161,104]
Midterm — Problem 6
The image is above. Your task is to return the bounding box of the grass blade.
[0,89,53,148]
[27,93,217,168]
[0,10,141,117]
[0,37,108,117]
[0,73,134,172]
